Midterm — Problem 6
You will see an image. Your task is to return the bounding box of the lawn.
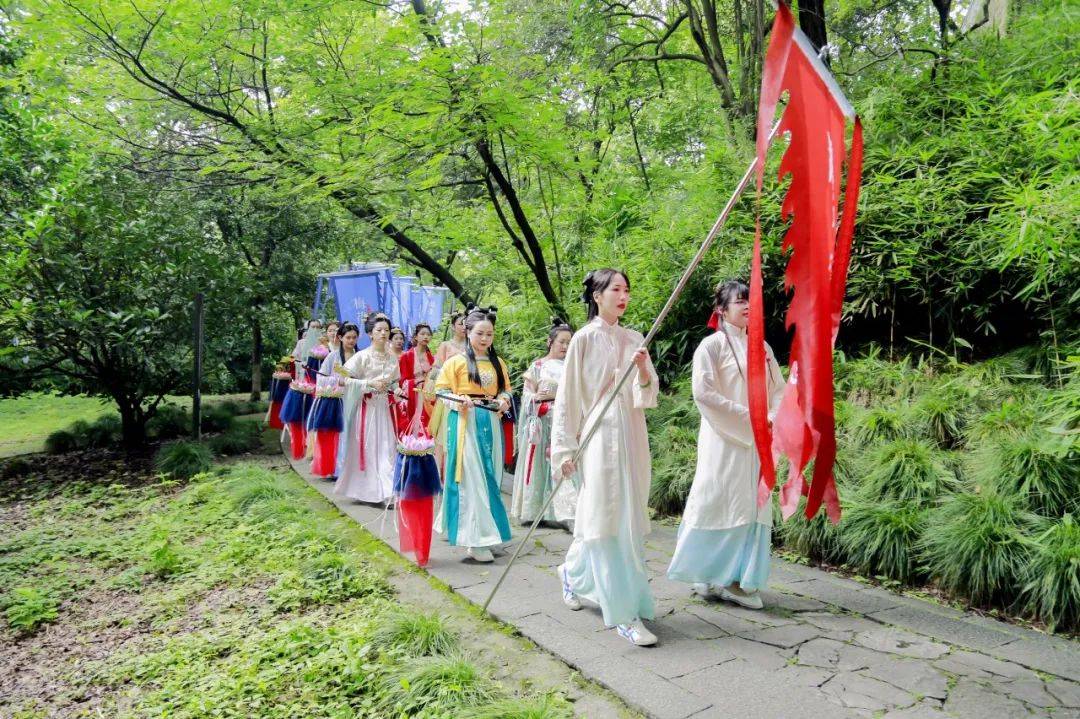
[0,442,606,718]
[0,393,256,458]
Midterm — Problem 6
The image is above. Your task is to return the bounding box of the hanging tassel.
[706,308,721,330]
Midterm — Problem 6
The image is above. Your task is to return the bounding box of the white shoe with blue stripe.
[616,620,657,647]
[557,564,582,610]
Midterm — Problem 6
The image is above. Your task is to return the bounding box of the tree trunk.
[116,398,148,449]
[797,0,829,58]
[250,314,263,401]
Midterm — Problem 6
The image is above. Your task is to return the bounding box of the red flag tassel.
[748,5,795,501]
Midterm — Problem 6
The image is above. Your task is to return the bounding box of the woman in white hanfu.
[510,318,578,529]
[335,314,400,504]
[667,279,786,609]
[550,269,660,647]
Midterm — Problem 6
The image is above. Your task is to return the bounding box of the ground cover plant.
[0,452,580,718]
[650,344,1080,633]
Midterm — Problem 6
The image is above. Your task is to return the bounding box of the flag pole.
[481,119,783,614]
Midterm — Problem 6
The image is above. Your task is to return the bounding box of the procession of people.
[282,269,781,648]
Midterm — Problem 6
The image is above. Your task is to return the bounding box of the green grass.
[0,456,578,717]
[0,392,259,457]
[0,393,112,457]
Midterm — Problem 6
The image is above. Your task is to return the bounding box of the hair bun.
[550,316,565,328]
[465,302,477,312]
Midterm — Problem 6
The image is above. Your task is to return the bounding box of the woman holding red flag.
[667,280,786,609]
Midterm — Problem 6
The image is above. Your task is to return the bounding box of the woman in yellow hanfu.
[433,307,514,563]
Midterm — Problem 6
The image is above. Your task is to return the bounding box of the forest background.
[0,0,1076,629]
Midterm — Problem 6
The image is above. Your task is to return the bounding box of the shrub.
[376,655,499,716]
[224,469,289,512]
[44,428,79,455]
[370,611,458,657]
[922,487,1038,605]
[1019,514,1080,632]
[155,441,212,480]
[461,696,574,719]
[147,404,191,440]
[855,404,914,444]
[0,456,34,479]
[861,439,958,504]
[840,498,927,583]
[973,432,1079,518]
[216,399,242,416]
[914,387,968,449]
[777,500,845,563]
[3,586,59,634]
[208,422,263,456]
[649,424,698,516]
[200,405,235,433]
[967,399,1037,443]
[85,413,122,447]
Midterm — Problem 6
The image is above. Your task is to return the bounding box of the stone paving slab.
[288,456,1080,719]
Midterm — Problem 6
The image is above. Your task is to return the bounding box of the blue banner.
[328,271,382,349]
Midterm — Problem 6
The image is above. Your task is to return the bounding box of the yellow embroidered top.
[435,354,511,399]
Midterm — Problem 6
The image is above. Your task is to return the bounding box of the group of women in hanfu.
[274,268,785,648]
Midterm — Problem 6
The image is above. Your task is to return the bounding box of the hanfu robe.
[434,353,513,549]
[667,322,786,591]
[510,357,578,525]
[550,317,659,627]
[398,346,435,435]
[334,346,400,503]
[306,347,353,478]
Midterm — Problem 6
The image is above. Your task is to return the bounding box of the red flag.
[749,3,864,523]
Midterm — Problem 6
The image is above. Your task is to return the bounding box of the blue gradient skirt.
[667,522,771,591]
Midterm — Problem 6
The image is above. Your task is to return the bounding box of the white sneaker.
[615,620,657,647]
[720,586,764,610]
[466,546,494,563]
[557,564,582,610]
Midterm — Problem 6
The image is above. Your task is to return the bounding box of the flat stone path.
[288,455,1080,719]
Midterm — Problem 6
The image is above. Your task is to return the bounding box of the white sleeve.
[692,340,753,448]
[550,336,586,472]
[632,337,659,410]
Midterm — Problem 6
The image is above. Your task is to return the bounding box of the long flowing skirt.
[334,396,396,503]
[510,410,578,524]
[309,397,344,478]
[442,408,511,548]
[563,410,654,627]
[667,522,771,591]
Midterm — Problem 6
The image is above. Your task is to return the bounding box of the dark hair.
[364,312,391,335]
[389,327,405,341]
[581,268,630,320]
[547,316,572,349]
[326,320,341,331]
[713,279,750,311]
[412,323,432,342]
[337,323,360,362]
[463,307,507,394]
[307,318,322,329]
